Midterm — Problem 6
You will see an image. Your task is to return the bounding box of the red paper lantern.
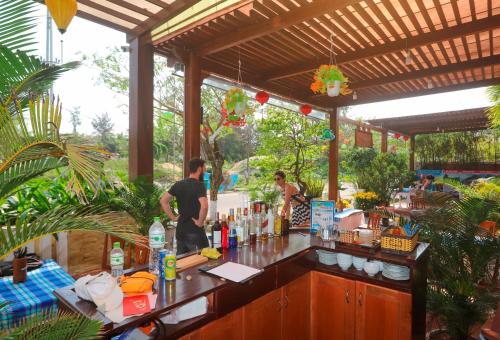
[255,91,269,105]
[394,133,401,139]
[300,104,312,116]
[403,135,409,142]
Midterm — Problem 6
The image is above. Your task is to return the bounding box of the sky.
[32,4,492,135]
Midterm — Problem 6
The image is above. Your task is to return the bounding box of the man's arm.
[193,197,208,227]
[160,192,178,222]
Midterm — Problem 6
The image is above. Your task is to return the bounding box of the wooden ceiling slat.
[398,0,424,34]
[145,0,170,8]
[382,0,412,38]
[332,10,373,48]
[352,3,391,42]
[274,31,317,60]
[78,0,144,25]
[288,23,332,56]
[415,0,436,32]
[314,16,359,52]
[104,0,156,17]
[367,0,400,39]
[432,0,449,28]
[76,7,132,32]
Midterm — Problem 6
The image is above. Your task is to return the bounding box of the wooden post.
[410,135,416,171]
[328,108,340,201]
[183,51,202,178]
[381,130,388,153]
[129,33,154,182]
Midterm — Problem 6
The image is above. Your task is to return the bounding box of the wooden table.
[55,233,429,339]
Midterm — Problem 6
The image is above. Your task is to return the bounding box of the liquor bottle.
[267,207,274,239]
[254,203,262,241]
[274,210,282,237]
[221,214,229,250]
[228,214,237,249]
[243,207,249,245]
[235,208,244,247]
[260,203,268,241]
[211,212,222,250]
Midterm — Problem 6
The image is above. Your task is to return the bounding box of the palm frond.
[0,204,146,260]
[486,85,500,129]
[1,310,102,339]
[0,96,109,201]
[0,46,79,108]
[0,0,38,51]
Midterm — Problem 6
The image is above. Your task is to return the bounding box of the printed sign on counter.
[310,200,335,235]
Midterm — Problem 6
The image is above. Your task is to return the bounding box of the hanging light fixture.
[427,78,434,89]
[353,91,358,100]
[405,49,412,65]
[45,0,78,34]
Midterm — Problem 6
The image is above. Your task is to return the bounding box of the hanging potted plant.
[310,64,351,97]
[224,87,248,116]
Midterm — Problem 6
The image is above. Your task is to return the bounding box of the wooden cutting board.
[176,254,208,272]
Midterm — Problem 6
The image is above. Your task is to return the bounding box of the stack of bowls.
[371,260,384,272]
[337,253,353,271]
[352,256,367,271]
[382,263,410,280]
[316,249,337,265]
[363,261,380,277]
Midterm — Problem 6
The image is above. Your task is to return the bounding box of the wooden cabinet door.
[201,308,243,340]
[282,273,311,340]
[355,281,412,340]
[243,288,282,340]
[311,271,356,340]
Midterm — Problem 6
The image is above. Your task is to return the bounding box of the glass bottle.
[243,208,250,246]
[211,212,222,250]
[236,208,244,247]
[274,208,282,237]
[221,214,229,250]
[255,203,262,241]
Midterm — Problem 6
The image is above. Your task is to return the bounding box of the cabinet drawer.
[215,267,277,316]
[277,250,315,288]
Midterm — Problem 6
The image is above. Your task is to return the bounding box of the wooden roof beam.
[310,55,500,98]
[127,0,202,42]
[265,15,500,81]
[195,0,360,56]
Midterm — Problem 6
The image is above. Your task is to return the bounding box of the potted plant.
[353,192,379,216]
[224,87,248,116]
[305,177,325,199]
[12,247,28,284]
[310,65,351,97]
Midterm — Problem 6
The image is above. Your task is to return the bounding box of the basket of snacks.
[381,223,420,255]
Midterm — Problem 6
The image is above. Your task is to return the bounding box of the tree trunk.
[201,135,225,220]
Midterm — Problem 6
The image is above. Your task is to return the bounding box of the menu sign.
[355,129,373,148]
[310,200,335,235]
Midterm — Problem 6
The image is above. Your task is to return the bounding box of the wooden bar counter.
[55,233,429,340]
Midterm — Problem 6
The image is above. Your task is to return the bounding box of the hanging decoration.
[310,34,351,97]
[355,127,373,148]
[343,138,350,145]
[320,129,336,141]
[390,145,397,153]
[403,135,410,142]
[394,133,401,139]
[45,0,77,34]
[223,55,248,127]
[255,91,269,105]
[300,104,312,116]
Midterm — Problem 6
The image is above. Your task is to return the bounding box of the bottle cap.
[113,242,121,249]
[154,216,161,222]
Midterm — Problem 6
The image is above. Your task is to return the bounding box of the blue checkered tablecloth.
[0,259,75,330]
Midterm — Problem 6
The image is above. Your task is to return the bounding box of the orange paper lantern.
[46,0,77,34]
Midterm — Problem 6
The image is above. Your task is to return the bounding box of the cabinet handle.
[283,295,289,309]
[276,297,282,311]
[358,293,362,307]
[344,289,350,304]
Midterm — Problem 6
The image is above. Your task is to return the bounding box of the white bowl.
[337,253,352,271]
[364,262,380,277]
[372,260,384,271]
[352,256,367,271]
[316,250,337,265]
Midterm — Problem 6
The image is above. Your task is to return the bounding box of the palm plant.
[486,85,500,129]
[420,196,500,339]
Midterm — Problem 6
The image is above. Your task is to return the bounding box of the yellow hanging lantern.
[45,0,78,34]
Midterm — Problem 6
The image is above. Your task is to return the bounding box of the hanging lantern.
[320,128,336,141]
[343,138,350,145]
[255,91,269,105]
[403,135,410,142]
[300,104,312,116]
[45,0,78,34]
[394,133,401,139]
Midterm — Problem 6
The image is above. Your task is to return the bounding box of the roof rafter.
[264,15,500,81]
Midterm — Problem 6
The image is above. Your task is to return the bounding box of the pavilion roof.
[367,107,490,135]
[152,0,499,110]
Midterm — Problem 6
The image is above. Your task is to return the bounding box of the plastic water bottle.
[110,242,124,279]
[148,216,165,274]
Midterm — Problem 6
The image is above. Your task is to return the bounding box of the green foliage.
[415,130,498,168]
[255,108,327,193]
[0,0,37,52]
[353,192,379,211]
[486,85,500,129]
[1,310,102,339]
[304,177,325,198]
[344,147,377,189]
[420,196,500,339]
[248,183,281,208]
[112,177,172,235]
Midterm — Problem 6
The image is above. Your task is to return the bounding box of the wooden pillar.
[183,51,202,178]
[410,135,416,171]
[328,108,340,201]
[129,33,154,182]
[381,130,388,153]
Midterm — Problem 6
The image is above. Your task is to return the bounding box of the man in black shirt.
[160,158,209,254]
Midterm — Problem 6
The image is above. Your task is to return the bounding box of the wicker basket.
[381,229,419,255]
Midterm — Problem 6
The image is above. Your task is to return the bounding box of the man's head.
[189,158,206,179]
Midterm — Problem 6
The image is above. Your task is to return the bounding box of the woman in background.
[274,171,310,227]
